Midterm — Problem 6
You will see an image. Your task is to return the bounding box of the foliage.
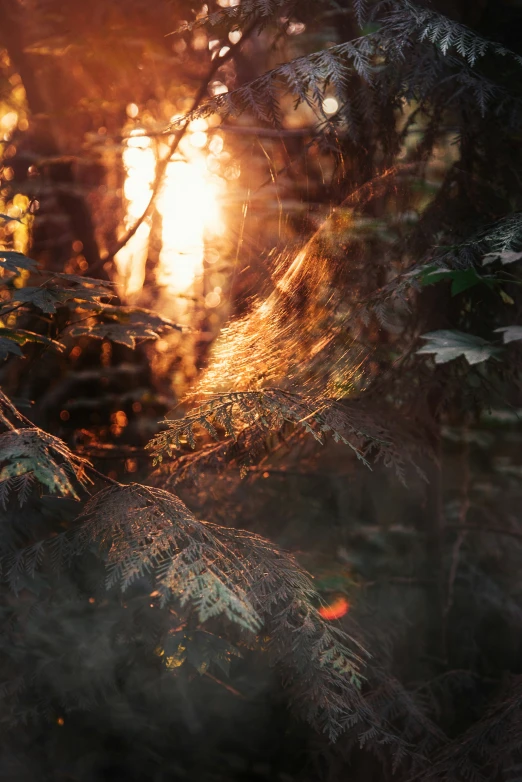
[417,330,502,365]
[0,391,91,506]
[0,250,182,359]
[173,0,522,138]
[0,0,522,779]
[148,389,370,464]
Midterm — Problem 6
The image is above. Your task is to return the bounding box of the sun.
[115,120,224,301]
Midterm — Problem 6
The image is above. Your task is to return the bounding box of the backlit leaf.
[69,322,161,348]
[495,326,522,344]
[418,330,501,365]
[0,251,39,273]
[0,329,64,361]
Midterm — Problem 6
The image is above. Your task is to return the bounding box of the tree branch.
[123,125,312,140]
[445,524,522,542]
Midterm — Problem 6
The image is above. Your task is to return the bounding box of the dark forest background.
[1,1,522,780]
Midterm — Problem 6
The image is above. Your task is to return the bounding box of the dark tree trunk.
[0,0,108,278]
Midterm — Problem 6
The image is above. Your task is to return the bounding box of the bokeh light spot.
[318,596,350,621]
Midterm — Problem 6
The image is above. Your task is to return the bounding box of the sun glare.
[116,121,224,302]
[115,132,156,296]
[157,155,222,294]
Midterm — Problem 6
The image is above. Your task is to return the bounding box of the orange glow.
[116,120,224,302]
[156,139,223,295]
[115,131,156,296]
[318,596,350,621]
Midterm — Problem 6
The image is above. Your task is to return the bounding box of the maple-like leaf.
[11,284,112,314]
[483,251,522,265]
[78,303,183,332]
[495,325,522,344]
[0,251,39,273]
[68,304,183,348]
[69,322,161,348]
[52,273,114,288]
[0,337,23,360]
[0,329,64,361]
[417,330,502,365]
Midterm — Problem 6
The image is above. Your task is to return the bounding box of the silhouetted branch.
[97,22,258,272]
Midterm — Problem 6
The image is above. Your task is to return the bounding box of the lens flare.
[318,596,350,621]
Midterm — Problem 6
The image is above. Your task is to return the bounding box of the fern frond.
[168,36,377,131]
[354,0,371,27]
[150,422,269,487]
[0,390,25,430]
[147,389,370,466]
[479,212,522,258]
[388,1,522,67]
[148,391,431,485]
[0,427,92,507]
[165,0,521,139]
[418,677,522,781]
[10,482,372,738]
[76,485,265,630]
[426,211,522,270]
[171,0,316,37]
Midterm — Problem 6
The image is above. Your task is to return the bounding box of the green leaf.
[10,287,68,314]
[414,264,452,286]
[495,326,522,344]
[164,630,241,677]
[449,268,486,296]
[68,304,183,348]
[186,632,240,677]
[416,264,495,296]
[417,330,501,365]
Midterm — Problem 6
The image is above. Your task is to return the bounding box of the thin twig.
[443,434,470,629]
[83,463,123,487]
[123,124,311,140]
[203,671,246,699]
[444,530,466,617]
[445,524,522,542]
